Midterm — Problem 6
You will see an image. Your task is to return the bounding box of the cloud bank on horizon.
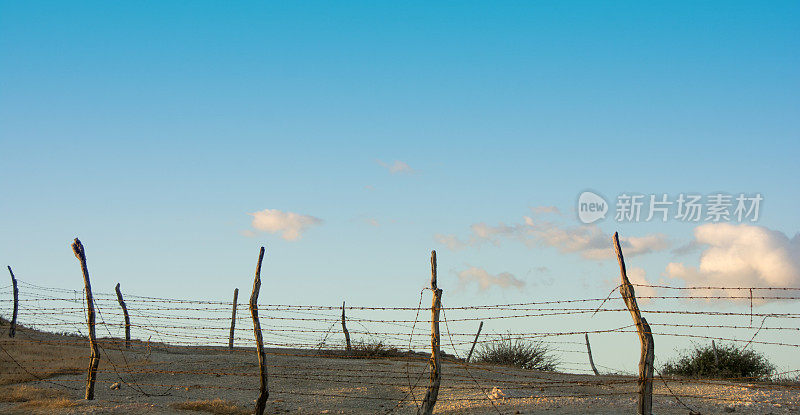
[666,223,800,300]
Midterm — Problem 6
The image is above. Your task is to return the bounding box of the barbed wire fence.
[1,241,799,414]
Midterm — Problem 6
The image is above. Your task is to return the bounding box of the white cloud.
[456,266,525,291]
[377,159,414,174]
[249,209,322,241]
[665,224,800,301]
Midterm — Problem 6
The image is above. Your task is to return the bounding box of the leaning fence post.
[229,288,239,350]
[585,333,600,376]
[613,232,654,415]
[419,250,442,415]
[466,321,483,363]
[7,266,18,338]
[115,283,131,349]
[250,247,268,415]
[72,238,100,400]
[341,301,351,352]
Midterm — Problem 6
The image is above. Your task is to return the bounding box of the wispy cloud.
[377,159,415,174]
[434,213,670,260]
[456,266,525,291]
[665,224,800,302]
[248,209,323,241]
[530,206,561,215]
[434,233,468,250]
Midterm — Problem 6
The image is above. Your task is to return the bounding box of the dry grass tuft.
[0,384,63,402]
[0,385,79,412]
[170,399,249,415]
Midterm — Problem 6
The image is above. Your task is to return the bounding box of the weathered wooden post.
[7,266,18,338]
[229,288,238,350]
[466,321,483,363]
[115,283,131,349]
[250,247,268,415]
[712,340,719,367]
[585,333,600,376]
[419,250,442,415]
[341,300,351,352]
[613,232,654,415]
[72,238,100,400]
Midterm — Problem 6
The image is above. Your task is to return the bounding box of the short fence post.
[7,266,18,338]
[419,250,442,415]
[585,333,600,375]
[712,340,719,367]
[115,283,131,349]
[229,288,239,350]
[466,321,483,363]
[250,247,268,415]
[72,238,100,400]
[341,301,351,352]
[613,232,654,415]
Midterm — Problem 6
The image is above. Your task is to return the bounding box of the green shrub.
[662,342,774,380]
[476,336,558,371]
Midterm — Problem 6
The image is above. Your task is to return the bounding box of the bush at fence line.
[662,342,775,380]
[475,336,559,371]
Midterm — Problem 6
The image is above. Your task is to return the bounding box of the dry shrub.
[476,336,559,371]
[170,399,249,415]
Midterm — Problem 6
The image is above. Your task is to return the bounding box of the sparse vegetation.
[475,336,559,371]
[170,399,249,415]
[0,327,85,385]
[662,342,775,380]
[0,385,79,412]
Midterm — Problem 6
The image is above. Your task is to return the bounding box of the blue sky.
[1,1,799,371]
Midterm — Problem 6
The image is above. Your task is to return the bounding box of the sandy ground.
[2,336,799,415]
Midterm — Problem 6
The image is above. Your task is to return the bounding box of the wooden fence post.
[341,301,351,352]
[229,288,239,350]
[712,340,719,367]
[466,321,483,363]
[250,247,268,415]
[72,238,100,400]
[7,266,18,338]
[585,333,600,376]
[613,232,654,415]
[419,250,442,415]
[115,283,131,349]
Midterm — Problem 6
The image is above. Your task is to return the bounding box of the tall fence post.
[229,288,239,350]
[613,232,654,415]
[466,321,483,363]
[115,283,131,349]
[7,266,18,338]
[341,301,351,352]
[72,238,100,400]
[419,250,442,415]
[250,247,268,415]
[585,333,600,376]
